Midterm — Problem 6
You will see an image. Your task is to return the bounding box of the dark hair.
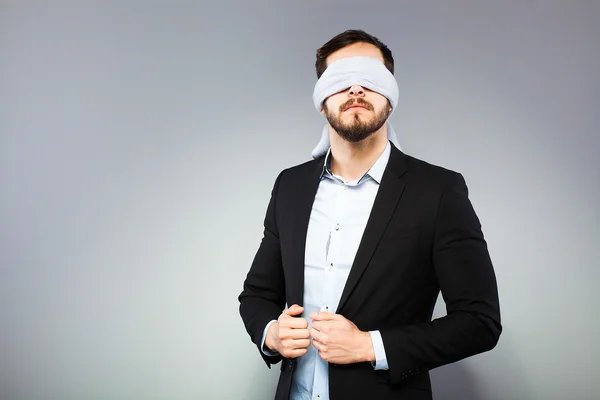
[315,29,394,78]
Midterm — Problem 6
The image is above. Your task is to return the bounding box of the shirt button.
[335,223,340,231]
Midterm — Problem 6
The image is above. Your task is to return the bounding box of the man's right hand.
[265,304,310,358]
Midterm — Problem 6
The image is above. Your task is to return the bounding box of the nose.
[347,85,366,98]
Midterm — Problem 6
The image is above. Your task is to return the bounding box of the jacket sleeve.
[238,171,286,367]
[379,172,502,385]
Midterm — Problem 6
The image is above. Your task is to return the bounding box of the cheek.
[371,100,391,116]
[324,93,347,110]
[367,94,389,109]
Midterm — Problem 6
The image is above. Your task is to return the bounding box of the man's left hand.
[309,312,375,364]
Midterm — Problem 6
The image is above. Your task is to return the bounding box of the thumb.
[283,304,305,316]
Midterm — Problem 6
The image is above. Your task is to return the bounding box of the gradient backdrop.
[1,1,599,399]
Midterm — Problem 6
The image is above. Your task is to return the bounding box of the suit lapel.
[336,146,409,313]
[286,158,324,307]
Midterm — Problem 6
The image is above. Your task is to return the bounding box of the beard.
[323,98,391,143]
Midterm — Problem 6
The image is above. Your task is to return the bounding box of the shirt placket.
[322,180,347,313]
[311,180,348,400]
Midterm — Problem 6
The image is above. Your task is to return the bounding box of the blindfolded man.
[239,29,502,400]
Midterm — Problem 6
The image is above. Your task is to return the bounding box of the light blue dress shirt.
[262,142,392,400]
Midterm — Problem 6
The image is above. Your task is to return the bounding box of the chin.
[344,113,370,121]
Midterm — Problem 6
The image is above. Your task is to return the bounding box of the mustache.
[340,98,374,112]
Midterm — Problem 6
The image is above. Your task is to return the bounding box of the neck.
[329,124,388,182]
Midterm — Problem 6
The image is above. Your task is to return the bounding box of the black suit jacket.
[239,144,501,400]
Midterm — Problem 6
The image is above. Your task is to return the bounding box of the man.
[239,29,501,400]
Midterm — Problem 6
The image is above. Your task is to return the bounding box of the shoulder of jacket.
[276,157,323,181]
[403,153,463,185]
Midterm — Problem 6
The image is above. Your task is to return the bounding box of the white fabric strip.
[311,56,401,158]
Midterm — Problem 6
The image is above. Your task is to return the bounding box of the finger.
[283,304,305,316]
[312,339,320,350]
[281,317,309,330]
[284,338,310,349]
[312,339,327,353]
[279,328,310,340]
[318,350,330,362]
[282,347,308,359]
[311,320,327,333]
[310,311,336,321]
[310,328,325,343]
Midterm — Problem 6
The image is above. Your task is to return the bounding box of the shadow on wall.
[429,297,483,399]
[430,363,481,400]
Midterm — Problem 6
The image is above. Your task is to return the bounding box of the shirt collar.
[321,140,391,184]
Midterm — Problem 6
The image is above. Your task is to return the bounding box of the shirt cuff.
[369,330,389,370]
[261,320,279,356]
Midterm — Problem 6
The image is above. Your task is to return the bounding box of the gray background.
[1,1,599,399]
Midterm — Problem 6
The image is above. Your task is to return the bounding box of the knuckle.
[279,320,291,329]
